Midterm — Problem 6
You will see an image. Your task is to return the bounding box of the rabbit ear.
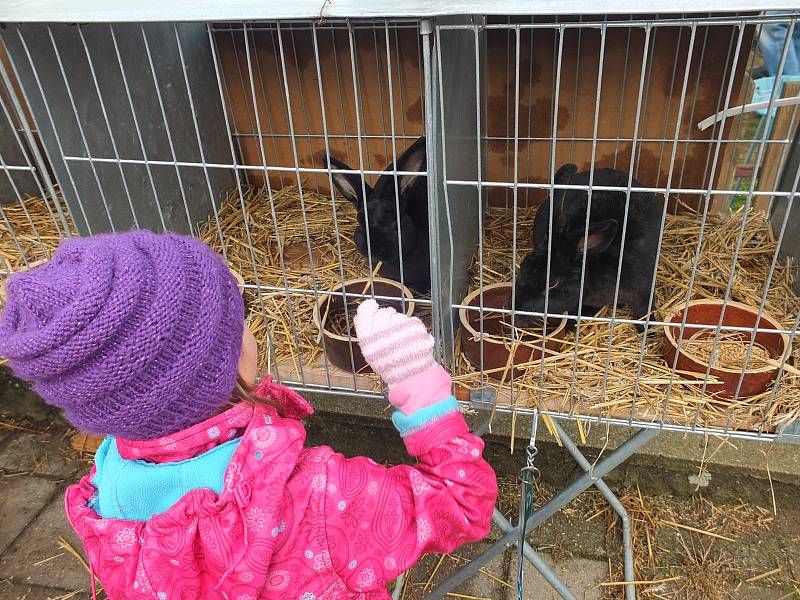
[576,219,618,256]
[553,163,578,222]
[325,155,373,205]
[554,163,578,185]
[387,137,427,203]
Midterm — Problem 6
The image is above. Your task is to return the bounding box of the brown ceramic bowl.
[458,282,567,381]
[314,277,415,374]
[662,299,790,399]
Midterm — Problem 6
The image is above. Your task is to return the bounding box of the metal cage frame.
[1,6,800,599]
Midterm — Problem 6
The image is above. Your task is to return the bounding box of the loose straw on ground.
[584,489,775,599]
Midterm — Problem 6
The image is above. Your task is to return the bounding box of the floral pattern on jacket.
[65,378,497,599]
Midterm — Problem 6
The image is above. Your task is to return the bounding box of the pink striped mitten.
[355,299,451,415]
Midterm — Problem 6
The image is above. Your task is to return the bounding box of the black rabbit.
[512,163,664,329]
[325,137,430,293]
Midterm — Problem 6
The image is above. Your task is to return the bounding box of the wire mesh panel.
[2,23,238,236]
[0,18,445,403]
[0,45,70,272]
[205,20,435,393]
[439,12,800,442]
[0,11,799,443]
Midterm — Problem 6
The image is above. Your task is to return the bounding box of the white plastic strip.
[697,95,800,130]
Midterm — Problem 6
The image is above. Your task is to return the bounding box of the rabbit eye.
[548,279,560,291]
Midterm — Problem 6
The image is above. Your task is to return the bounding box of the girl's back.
[0,231,496,599]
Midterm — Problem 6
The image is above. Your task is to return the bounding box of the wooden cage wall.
[214,18,756,212]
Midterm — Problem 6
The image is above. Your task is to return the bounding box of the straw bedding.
[0,189,383,386]
[2,189,799,431]
[0,195,74,272]
[199,186,382,383]
[454,204,800,432]
[681,331,772,371]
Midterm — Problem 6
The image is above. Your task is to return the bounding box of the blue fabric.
[89,436,240,521]
[391,396,458,435]
[758,15,800,79]
[751,75,800,119]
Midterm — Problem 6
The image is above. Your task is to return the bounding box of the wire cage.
[2,11,799,441]
[442,13,800,443]
[1,5,800,599]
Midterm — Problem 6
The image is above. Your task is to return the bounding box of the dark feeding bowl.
[663,299,790,400]
[314,277,415,374]
[458,282,567,381]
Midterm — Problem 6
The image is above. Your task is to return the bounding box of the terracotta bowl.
[314,277,415,374]
[662,299,790,399]
[458,282,567,381]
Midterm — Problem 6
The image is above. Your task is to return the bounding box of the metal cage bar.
[2,11,800,599]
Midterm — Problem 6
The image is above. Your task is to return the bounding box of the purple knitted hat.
[0,230,244,439]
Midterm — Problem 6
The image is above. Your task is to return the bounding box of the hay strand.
[4,190,799,433]
[198,186,386,385]
[456,205,800,432]
[0,195,74,273]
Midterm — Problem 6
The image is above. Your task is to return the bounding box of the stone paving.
[0,416,615,600]
[0,418,92,599]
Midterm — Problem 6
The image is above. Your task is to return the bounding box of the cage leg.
[424,426,659,600]
[521,427,658,531]
[423,528,516,600]
[492,508,578,600]
[621,506,635,600]
[478,415,576,598]
[551,420,637,600]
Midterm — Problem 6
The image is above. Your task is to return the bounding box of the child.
[0,230,497,600]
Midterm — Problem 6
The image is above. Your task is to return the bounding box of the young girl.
[0,230,497,600]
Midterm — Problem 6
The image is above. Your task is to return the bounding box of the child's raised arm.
[321,300,497,593]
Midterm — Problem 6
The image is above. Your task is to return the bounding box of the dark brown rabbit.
[324,137,430,293]
[512,163,664,328]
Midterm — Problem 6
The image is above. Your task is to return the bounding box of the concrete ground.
[2,370,800,599]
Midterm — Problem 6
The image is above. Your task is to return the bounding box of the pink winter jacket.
[65,378,497,599]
